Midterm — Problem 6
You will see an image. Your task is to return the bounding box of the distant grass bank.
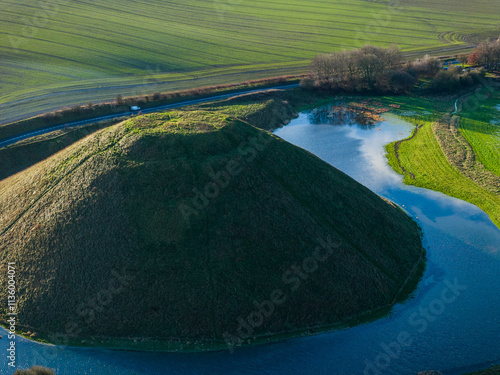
[457,91,500,177]
[0,119,121,181]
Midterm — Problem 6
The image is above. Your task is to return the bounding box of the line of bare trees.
[302,45,442,93]
[302,42,495,94]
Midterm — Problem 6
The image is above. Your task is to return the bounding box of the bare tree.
[357,53,384,88]
[458,53,468,67]
[408,55,442,77]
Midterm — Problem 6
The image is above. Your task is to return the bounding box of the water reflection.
[307,104,377,129]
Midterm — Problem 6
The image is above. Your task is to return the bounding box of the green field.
[1,0,500,123]
[458,92,500,176]
[387,120,500,227]
[385,92,500,228]
[460,117,500,176]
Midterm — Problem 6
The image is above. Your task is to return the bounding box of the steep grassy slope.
[0,110,424,350]
[2,0,500,122]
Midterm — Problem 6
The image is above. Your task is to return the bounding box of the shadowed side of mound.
[0,110,424,351]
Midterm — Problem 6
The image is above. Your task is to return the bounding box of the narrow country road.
[0,83,299,150]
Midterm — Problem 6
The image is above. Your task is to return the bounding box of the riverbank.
[384,89,500,229]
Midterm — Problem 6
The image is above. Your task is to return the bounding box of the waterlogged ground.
[1,112,499,375]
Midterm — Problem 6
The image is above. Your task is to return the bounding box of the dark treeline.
[302,44,489,94]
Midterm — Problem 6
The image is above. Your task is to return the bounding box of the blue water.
[1,112,499,375]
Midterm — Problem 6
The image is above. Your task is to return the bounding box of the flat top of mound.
[0,110,424,350]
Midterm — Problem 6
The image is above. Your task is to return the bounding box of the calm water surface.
[1,111,499,375]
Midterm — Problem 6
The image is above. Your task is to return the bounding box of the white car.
[131,106,141,111]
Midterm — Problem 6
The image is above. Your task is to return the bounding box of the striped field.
[1,0,499,123]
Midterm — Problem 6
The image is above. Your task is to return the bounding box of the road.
[0,83,299,150]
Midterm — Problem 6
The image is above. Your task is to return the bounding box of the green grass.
[1,0,499,123]
[460,117,500,176]
[386,120,500,227]
[458,91,500,176]
[0,105,424,351]
[0,90,301,182]
[0,76,299,140]
[465,365,500,375]
[0,119,120,180]
[380,89,500,228]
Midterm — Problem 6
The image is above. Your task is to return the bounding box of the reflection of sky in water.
[274,111,500,259]
[275,113,414,193]
[273,110,500,375]
[412,205,500,255]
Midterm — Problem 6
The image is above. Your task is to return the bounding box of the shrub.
[308,45,411,93]
[115,94,124,105]
[406,55,442,78]
[430,70,461,92]
[388,70,417,93]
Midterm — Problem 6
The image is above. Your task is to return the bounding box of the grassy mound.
[0,110,424,351]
